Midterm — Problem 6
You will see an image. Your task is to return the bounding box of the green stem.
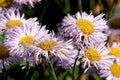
[89,0,95,12]
[1,30,6,45]
[26,67,35,80]
[78,0,83,13]
[54,0,64,13]
[64,0,71,14]
[106,0,116,20]
[72,55,79,80]
[48,61,57,80]
[39,1,48,23]
[76,65,84,80]
[23,62,30,80]
[93,74,101,80]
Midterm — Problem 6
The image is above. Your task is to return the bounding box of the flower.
[0,0,22,11]
[0,0,13,8]
[0,9,27,30]
[108,42,120,62]
[0,45,18,72]
[4,24,50,58]
[100,61,120,80]
[14,0,41,8]
[79,42,114,72]
[0,35,22,72]
[0,47,10,72]
[58,12,108,44]
[27,33,79,68]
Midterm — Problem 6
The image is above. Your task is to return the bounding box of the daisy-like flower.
[58,12,108,44]
[14,0,41,8]
[100,61,120,80]
[27,33,79,69]
[0,44,21,72]
[0,45,10,72]
[0,35,14,72]
[0,0,13,8]
[79,42,114,72]
[108,42,120,62]
[4,24,50,57]
[0,9,27,30]
[0,0,22,11]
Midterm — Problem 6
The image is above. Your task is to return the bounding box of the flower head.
[0,0,22,12]
[27,33,79,68]
[4,24,50,58]
[0,44,20,72]
[79,42,114,72]
[108,42,120,62]
[0,0,13,8]
[100,61,120,80]
[59,12,108,44]
[0,9,27,30]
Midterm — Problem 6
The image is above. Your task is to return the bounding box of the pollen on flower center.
[0,45,9,59]
[85,48,101,61]
[37,40,57,50]
[0,0,13,8]
[76,19,94,35]
[19,35,36,47]
[6,20,22,28]
[109,48,120,57]
[110,63,120,77]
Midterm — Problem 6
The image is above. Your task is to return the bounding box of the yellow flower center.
[110,63,120,77]
[37,40,57,50]
[76,19,94,35]
[85,48,101,61]
[0,0,13,8]
[0,45,9,59]
[109,48,120,57]
[6,20,22,28]
[19,35,36,47]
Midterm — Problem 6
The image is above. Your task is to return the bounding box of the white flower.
[27,33,79,68]
[100,61,120,80]
[14,0,41,8]
[0,45,10,72]
[58,12,108,44]
[107,42,120,63]
[79,42,115,72]
[0,45,21,72]
[4,24,50,58]
[0,9,27,30]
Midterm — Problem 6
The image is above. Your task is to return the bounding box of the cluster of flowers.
[0,0,120,80]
